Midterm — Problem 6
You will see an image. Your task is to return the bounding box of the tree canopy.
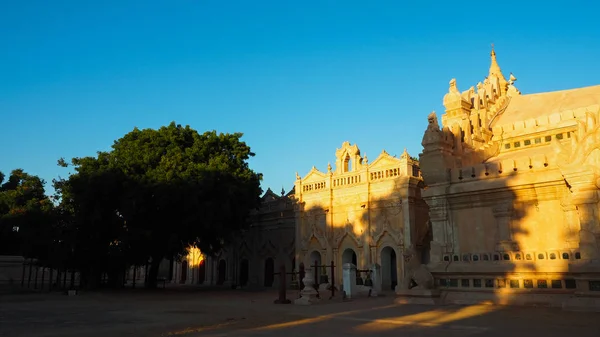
[55,122,263,287]
[0,169,55,258]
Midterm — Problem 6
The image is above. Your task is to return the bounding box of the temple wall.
[170,189,296,289]
[452,207,497,254]
[295,144,429,292]
[419,48,600,309]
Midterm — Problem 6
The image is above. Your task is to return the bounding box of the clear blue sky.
[1,1,599,196]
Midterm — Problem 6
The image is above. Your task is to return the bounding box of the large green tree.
[0,169,55,259]
[56,122,262,287]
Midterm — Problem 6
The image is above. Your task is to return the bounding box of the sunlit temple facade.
[162,47,600,310]
[293,142,430,291]
[419,47,600,309]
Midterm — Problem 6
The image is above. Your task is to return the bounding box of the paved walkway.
[1,287,599,337]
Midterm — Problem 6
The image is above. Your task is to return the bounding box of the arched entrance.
[217,260,226,285]
[342,248,357,266]
[198,260,206,284]
[309,250,322,269]
[264,258,275,287]
[381,246,398,291]
[180,260,188,283]
[239,259,249,287]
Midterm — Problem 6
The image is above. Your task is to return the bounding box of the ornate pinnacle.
[488,44,506,82]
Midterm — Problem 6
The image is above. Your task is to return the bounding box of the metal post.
[299,263,305,291]
[49,269,54,291]
[330,260,335,298]
[21,261,26,287]
[34,266,39,289]
[55,269,61,290]
[132,267,137,288]
[313,260,318,290]
[274,264,291,304]
[27,259,33,288]
[41,268,46,291]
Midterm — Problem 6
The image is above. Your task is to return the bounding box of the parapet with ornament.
[295,141,422,196]
[445,154,553,184]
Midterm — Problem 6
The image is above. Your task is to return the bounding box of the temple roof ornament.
[489,44,507,83]
[401,148,409,159]
[443,78,466,109]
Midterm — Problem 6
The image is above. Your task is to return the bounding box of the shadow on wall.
[419,108,599,309]
[295,158,430,293]
[248,113,600,336]
[294,110,600,312]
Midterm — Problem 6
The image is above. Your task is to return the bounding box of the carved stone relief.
[371,198,404,245]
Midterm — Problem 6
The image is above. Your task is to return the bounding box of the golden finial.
[488,43,504,80]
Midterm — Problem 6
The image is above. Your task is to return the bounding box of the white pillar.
[370,263,382,294]
[342,263,358,298]
[294,268,320,305]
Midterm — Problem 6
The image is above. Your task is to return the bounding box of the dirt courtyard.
[1,287,599,337]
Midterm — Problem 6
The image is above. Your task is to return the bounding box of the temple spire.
[489,44,506,82]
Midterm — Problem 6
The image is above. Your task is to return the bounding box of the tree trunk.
[82,267,101,290]
[145,257,162,288]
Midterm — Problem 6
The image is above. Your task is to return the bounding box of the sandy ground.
[1,287,599,337]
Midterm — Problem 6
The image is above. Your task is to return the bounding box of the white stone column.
[342,263,357,298]
[294,267,320,305]
[370,263,382,294]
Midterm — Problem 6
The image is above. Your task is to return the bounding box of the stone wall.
[418,48,600,310]
[171,188,296,289]
[295,142,429,292]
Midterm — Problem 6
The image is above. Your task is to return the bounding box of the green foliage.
[55,122,263,287]
[0,169,55,258]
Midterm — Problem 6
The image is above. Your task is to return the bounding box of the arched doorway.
[198,260,206,284]
[239,259,249,287]
[264,258,275,287]
[381,246,398,291]
[309,251,322,269]
[342,248,357,266]
[217,260,226,285]
[180,260,188,283]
